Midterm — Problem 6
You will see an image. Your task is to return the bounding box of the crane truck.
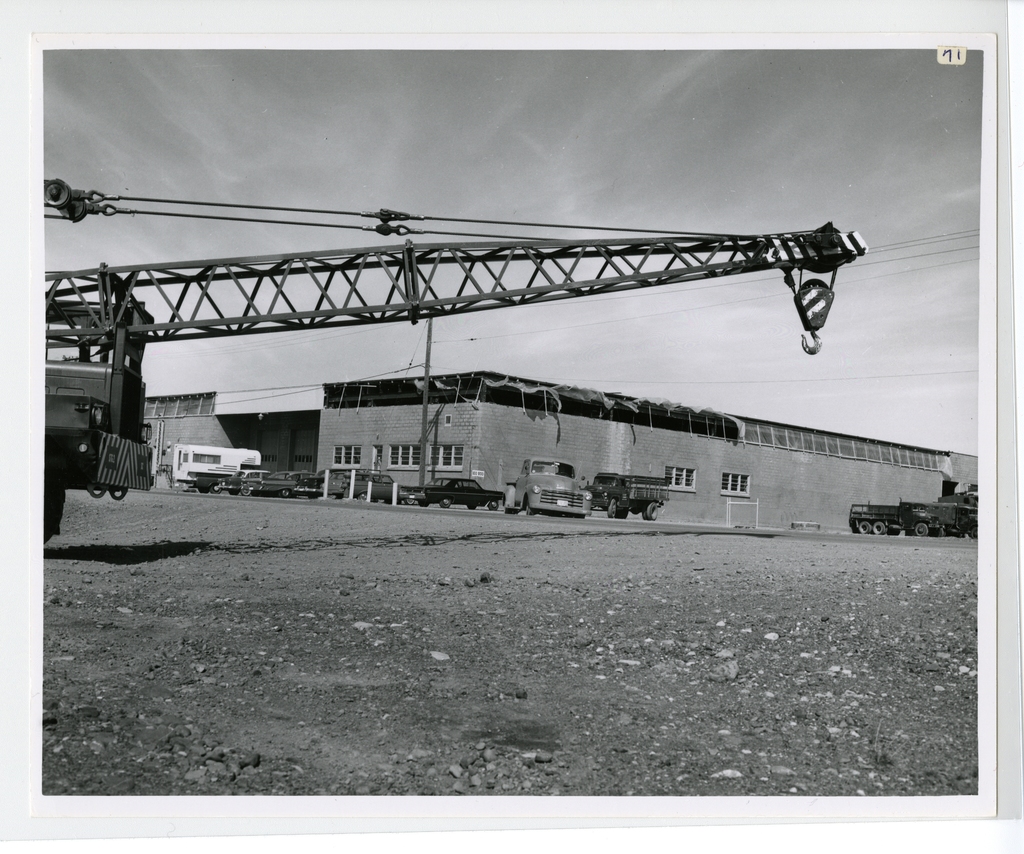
[42,178,867,541]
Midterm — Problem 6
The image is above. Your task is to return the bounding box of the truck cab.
[44,350,152,542]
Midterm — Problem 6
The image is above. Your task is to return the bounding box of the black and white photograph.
[22,15,1014,842]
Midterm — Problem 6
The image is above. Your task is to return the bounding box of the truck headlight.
[584,491,593,501]
[90,403,110,429]
[531,485,541,494]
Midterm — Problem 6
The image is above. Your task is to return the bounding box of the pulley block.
[793,279,834,332]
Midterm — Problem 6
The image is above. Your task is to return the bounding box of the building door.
[256,428,281,472]
[291,428,316,470]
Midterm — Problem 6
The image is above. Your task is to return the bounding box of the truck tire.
[913,521,930,538]
[644,502,660,521]
[523,496,537,516]
[872,521,887,536]
[43,481,65,544]
[606,498,618,519]
[857,520,872,535]
[969,525,978,540]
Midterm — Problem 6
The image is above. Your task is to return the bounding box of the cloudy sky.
[43,46,986,454]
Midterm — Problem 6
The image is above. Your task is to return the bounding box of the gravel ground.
[41,488,979,798]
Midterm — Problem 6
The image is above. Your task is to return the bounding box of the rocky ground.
[40,489,979,798]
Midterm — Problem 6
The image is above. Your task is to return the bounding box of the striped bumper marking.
[95,434,152,490]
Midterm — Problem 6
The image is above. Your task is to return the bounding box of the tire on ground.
[44,481,65,543]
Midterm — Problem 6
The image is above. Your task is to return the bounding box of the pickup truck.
[849,501,978,538]
[504,458,592,518]
[587,472,670,521]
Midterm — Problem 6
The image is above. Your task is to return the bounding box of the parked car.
[245,470,311,498]
[324,470,415,503]
[180,470,233,494]
[219,469,270,495]
[294,470,330,498]
[407,478,504,510]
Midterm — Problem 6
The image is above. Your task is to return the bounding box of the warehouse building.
[146,370,977,532]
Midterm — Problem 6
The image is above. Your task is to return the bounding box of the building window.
[193,453,221,465]
[144,393,215,418]
[389,444,422,468]
[665,465,696,491]
[444,414,452,427]
[721,472,750,496]
[430,444,464,470]
[373,445,384,471]
[334,445,362,466]
[293,454,313,465]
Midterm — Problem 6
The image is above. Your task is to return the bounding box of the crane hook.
[801,330,823,356]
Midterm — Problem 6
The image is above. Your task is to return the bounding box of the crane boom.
[45,223,866,352]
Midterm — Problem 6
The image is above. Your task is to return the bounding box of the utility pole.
[418,317,432,487]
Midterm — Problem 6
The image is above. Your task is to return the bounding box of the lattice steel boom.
[45,227,867,353]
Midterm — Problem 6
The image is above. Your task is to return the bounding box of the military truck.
[849,500,978,538]
[44,315,152,543]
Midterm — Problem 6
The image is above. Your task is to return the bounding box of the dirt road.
[41,489,979,797]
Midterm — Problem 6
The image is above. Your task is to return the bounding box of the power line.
[434,252,980,344]
[150,367,424,404]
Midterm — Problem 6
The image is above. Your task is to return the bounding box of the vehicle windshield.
[592,475,618,486]
[531,461,575,477]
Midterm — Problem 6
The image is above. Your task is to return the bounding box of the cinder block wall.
[151,415,234,474]
[477,401,942,531]
[315,399,950,531]
[316,401,484,488]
